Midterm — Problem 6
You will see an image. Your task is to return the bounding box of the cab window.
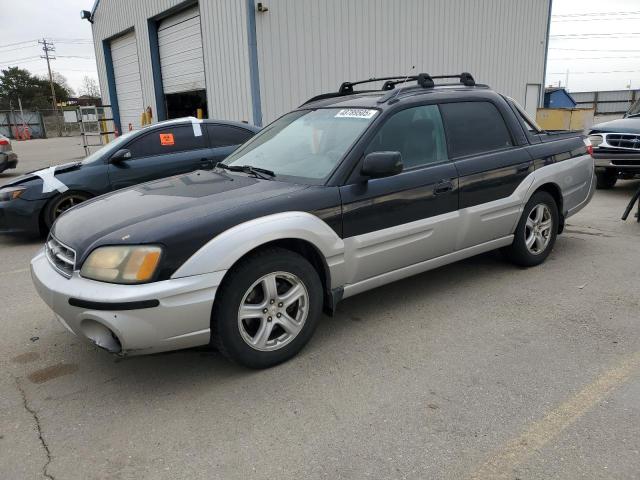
[440,101,513,158]
[365,105,448,169]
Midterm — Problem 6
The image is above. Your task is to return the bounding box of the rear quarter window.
[206,125,254,147]
[440,101,513,158]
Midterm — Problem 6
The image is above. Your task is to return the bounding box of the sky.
[546,0,640,91]
[0,0,97,95]
[0,0,639,96]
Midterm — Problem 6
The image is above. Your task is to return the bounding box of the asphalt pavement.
[1,137,639,479]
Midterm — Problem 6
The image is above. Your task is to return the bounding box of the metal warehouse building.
[89,0,552,131]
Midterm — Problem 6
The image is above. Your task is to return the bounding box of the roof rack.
[302,72,479,106]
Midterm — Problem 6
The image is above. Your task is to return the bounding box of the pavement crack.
[15,377,55,480]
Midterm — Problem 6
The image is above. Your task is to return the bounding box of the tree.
[0,66,73,110]
[79,75,100,98]
[51,71,75,97]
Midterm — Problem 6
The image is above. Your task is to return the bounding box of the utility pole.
[39,38,62,136]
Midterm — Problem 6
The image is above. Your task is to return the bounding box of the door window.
[126,125,206,158]
[440,102,513,158]
[365,105,448,169]
[206,124,254,147]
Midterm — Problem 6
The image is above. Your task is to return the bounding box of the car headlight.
[588,134,603,147]
[80,245,162,284]
[0,186,26,201]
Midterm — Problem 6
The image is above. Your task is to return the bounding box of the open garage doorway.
[165,90,208,119]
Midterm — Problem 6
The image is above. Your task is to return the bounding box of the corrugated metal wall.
[92,0,550,127]
[255,0,551,123]
[92,0,253,125]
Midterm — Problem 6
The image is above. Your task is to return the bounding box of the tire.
[43,191,91,230]
[211,247,323,369]
[596,170,617,189]
[503,191,559,267]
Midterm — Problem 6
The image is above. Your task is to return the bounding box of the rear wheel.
[503,191,559,267]
[43,191,91,230]
[596,169,617,189]
[211,247,323,368]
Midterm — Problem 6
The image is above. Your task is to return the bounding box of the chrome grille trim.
[596,132,640,152]
[45,235,76,278]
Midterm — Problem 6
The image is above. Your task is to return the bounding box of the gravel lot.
[2,137,639,479]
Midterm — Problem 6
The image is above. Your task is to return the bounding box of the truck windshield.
[222,108,378,183]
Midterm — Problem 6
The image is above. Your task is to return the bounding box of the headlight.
[588,134,603,147]
[0,186,26,201]
[80,245,162,284]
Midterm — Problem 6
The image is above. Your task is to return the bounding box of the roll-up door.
[110,31,143,131]
[158,6,206,94]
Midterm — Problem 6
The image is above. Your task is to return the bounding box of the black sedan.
[0,118,259,236]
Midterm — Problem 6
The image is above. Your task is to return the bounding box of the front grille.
[602,133,640,151]
[45,235,76,278]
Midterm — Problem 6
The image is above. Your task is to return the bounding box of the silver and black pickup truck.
[31,72,595,368]
[589,98,640,189]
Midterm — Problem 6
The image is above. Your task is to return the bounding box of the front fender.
[171,212,346,287]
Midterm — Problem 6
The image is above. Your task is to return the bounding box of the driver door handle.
[434,179,454,195]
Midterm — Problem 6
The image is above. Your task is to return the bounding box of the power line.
[553,17,640,23]
[550,47,640,52]
[0,39,38,49]
[0,55,42,63]
[549,56,640,60]
[550,33,640,38]
[552,11,640,18]
[549,70,640,74]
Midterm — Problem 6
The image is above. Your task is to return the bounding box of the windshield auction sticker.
[335,109,378,119]
[159,133,175,146]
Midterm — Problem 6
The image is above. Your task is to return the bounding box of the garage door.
[110,31,143,131]
[158,5,206,95]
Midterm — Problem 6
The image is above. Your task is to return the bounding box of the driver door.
[339,104,459,284]
[107,125,210,191]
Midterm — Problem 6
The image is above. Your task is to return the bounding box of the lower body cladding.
[30,250,225,355]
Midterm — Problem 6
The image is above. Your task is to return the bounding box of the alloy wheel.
[237,271,309,351]
[53,194,88,218]
[524,204,553,255]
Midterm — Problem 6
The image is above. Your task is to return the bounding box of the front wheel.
[43,191,91,230]
[211,247,323,368]
[503,191,559,267]
[596,170,617,189]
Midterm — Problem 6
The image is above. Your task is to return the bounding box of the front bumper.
[30,250,226,355]
[592,151,640,171]
[0,197,47,236]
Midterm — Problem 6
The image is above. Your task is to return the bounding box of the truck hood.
[52,169,309,277]
[590,117,640,134]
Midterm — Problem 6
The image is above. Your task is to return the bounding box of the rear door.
[339,104,459,284]
[205,124,255,164]
[439,101,533,250]
[107,124,209,191]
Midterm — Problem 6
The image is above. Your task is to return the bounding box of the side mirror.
[361,151,403,179]
[110,148,132,163]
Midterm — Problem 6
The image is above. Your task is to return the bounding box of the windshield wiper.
[216,163,276,180]
[626,112,640,118]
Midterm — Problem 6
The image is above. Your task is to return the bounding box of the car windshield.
[222,108,379,183]
[81,130,137,164]
[627,99,640,117]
